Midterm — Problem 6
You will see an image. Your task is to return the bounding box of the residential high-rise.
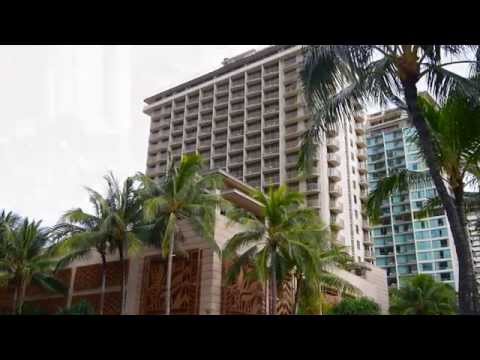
[143,45,373,264]
[467,211,480,287]
[367,108,459,290]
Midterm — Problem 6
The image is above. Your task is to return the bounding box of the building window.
[353,181,356,189]
[353,195,357,204]
[355,210,358,219]
[356,225,359,234]
[352,166,355,174]
[357,241,361,250]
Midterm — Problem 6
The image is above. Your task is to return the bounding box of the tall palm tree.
[54,173,146,314]
[223,185,353,314]
[367,92,480,305]
[301,45,480,314]
[138,154,223,315]
[390,274,457,315]
[52,188,117,315]
[0,218,68,314]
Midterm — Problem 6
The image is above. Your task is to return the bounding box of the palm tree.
[0,218,68,314]
[367,92,480,306]
[52,188,117,315]
[54,173,146,314]
[138,154,223,315]
[223,185,353,315]
[389,274,457,315]
[301,45,480,314]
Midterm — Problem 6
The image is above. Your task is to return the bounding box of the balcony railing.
[264,119,279,128]
[264,146,279,154]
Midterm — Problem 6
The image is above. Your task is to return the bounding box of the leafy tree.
[389,274,457,315]
[300,45,480,313]
[137,154,223,315]
[328,296,381,315]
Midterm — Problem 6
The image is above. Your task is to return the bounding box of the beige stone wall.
[331,264,389,314]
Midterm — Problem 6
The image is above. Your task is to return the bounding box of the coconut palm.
[223,185,354,315]
[138,154,223,315]
[52,187,117,315]
[389,274,457,315]
[0,218,68,314]
[301,45,480,314]
[54,173,146,314]
[367,92,480,307]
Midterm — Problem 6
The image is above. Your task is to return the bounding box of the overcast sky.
[0,45,470,226]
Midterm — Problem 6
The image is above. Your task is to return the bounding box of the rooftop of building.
[143,45,297,106]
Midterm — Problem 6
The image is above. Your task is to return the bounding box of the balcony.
[264,146,279,155]
[307,197,319,208]
[247,179,261,188]
[354,114,365,123]
[264,161,279,171]
[248,85,261,95]
[247,152,261,161]
[229,156,243,165]
[264,80,279,90]
[246,137,261,147]
[360,189,368,202]
[264,131,279,142]
[247,166,261,175]
[358,149,367,160]
[362,220,370,231]
[185,131,197,140]
[327,153,340,167]
[326,128,338,137]
[184,144,196,153]
[363,238,373,246]
[198,140,211,148]
[264,175,280,185]
[199,127,212,136]
[247,99,261,109]
[230,129,244,138]
[229,170,243,179]
[287,170,299,180]
[286,139,301,150]
[264,118,279,129]
[359,176,368,188]
[284,82,299,96]
[330,200,343,214]
[216,85,229,94]
[230,142,244,152]
[330,217,345,231]
[264,91,279,102]
[358,163,367,175]
[215,134,227,143]
[355,123,365,135]
[356,137,367,148]
[306,181,318,192]
[329,184,342,197]
[327,138,339,152]
[232,91,245,100]
[231,115,244,124]
[285,124,298,135]
[264,106,279,115]
[285,111,299,122]
[248,111,261,120]
[264,66,279,75]
[230,104,244,115]
[247,123,261,132]
[328,168,341,182]
[247,73,261,83]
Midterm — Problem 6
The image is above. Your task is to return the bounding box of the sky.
[0,45,470,226]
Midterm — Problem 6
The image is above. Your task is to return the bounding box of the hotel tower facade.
[143,45,373,264]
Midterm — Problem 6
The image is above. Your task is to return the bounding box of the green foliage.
[389,274,457,315]
[328,297,381,315]
[223,185,357,314]
[56,300,96,315]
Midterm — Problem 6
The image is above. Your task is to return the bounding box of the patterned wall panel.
[24,297,67,314]
[140,249,202,315]
[221,263,266,315]
[103,291,122,315]
[0,287,15,314]
[26,269,72,297]
[276,277,295,315]
[74,260,128,291]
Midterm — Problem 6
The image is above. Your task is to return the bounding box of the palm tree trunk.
[293,275,303,315]
[122,240,128,314]
[118,241,126,315]
[270,252,277,315]
[12,285,18,315]
[453,185,480,312]
[99,253,107,315]
[402,79,479,314]
[165,232,175,315]
[18,279,27,315]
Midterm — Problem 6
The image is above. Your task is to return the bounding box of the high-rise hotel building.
[367,108,459,289]
[143,45,373,264]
